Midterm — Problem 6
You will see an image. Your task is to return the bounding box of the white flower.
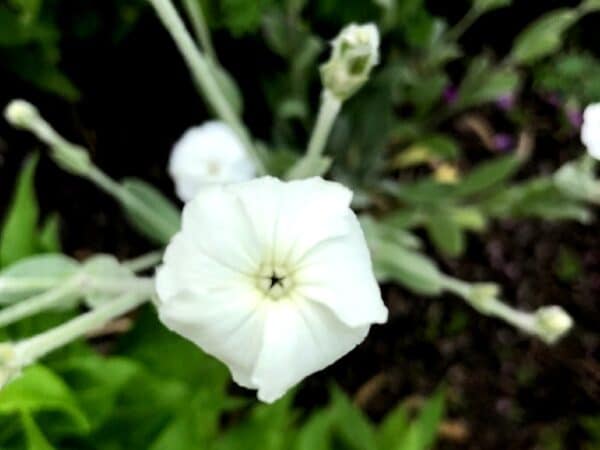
[581,103,600,160]
[168,121,256,202]
[321,23,380,101]
[155,176,388,403]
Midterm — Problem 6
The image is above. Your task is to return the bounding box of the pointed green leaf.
[21,412,55,450]
[0,154,40,267]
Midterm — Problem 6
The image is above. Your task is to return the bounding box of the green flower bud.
[320,23,380,101]
[535,306,573,345]
[4,100,39,129]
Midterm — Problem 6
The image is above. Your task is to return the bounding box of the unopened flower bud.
[4,99,92,177]
[4,100,39,129]
[320,23,380,101]
[535,306,573,345]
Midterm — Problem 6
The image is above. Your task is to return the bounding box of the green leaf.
[411,388,445,449]
[0,7,56,46]
[0,154,40,267]
[219,0,275,35]
[213,393,296,450]
[208,60,243,115]
[457,57,520,109]
[117,306,228,387]
[472,0,511,13]
[0,365,89,432]
[377,244,444,295]
[329,387,378,450]
[425,212,466,257]
[511,9,579,64]
[5,53,80,101]
[120,178,181,245]
[394,180,455,206]
[20,411,55,450]
[295,410,333,450]
[378,404,410,450]
[37,213,62,253]
[581,0,600,13]
[57,354,142,430]
[482,177,593,223]
[0,254,79,305]
[149,389,233,450]
[453,155,521,197]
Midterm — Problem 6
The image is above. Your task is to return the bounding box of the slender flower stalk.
[4,100,179,244]
[286,90,341,179]
[14,292,150,365]
[182,0,216,62]
[306,91,343,160]
[0,276,61,294]
[123,251,164,272]
[147,0,266,175]
[1,291,151,388]
[288,23,380,179]
[441,276,573,345]
[0,276,81,327]
[448,7,482,40]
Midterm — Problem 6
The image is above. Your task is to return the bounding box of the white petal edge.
[251,296,370,403]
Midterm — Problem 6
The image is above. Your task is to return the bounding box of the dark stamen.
[269,273,284,289]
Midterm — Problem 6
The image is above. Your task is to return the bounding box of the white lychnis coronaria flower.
[155,176,388,403]
[321,23,380,101]
[168,121,256,202]
[581,103,600,160]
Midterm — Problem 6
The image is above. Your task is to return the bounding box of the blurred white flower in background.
[168,121,256,202]
[155,176,388,403]
[581,103,600,160]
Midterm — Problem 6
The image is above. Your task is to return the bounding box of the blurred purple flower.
[496,93,516,111]
[443,85,458,105]
[566,107,583,130]
[492,133,515,152]
[543,91,562,108]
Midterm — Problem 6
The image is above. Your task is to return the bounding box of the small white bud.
[535,306,573,345]
[581,103,600,160]
[320,23,380,101]
[4,100,39,129]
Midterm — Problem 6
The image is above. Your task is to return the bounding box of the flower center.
[255,266,294,300]
[206,160,221,176]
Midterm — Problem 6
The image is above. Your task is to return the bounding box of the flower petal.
[295,216,388,327]
[251,296,369,403]
[158,286,267,388]
[274,177,354,266]
[155,232,246,300]
[226,177,284,263]
[182,185,262,274]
